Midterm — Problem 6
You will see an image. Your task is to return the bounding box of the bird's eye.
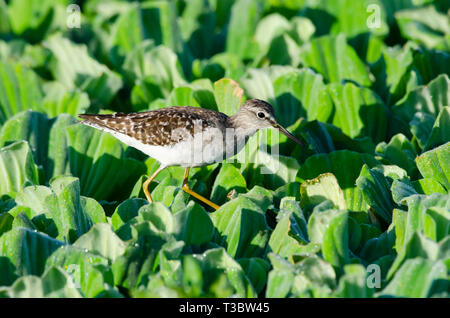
[257,112,265,119]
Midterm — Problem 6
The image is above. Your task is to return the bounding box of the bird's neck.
[227,113,258,140]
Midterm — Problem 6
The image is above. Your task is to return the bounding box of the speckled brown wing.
[79,106,229,146]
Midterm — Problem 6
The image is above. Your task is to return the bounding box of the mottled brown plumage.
[79,106,229,146]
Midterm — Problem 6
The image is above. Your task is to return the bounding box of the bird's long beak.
[273,123,304,147]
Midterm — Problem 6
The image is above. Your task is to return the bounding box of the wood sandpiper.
[79,99,304,210]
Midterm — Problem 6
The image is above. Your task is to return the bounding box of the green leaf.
[297,150,378,212]
[356,165,395,224]
[173,202,214,246]
[47,176,96,242]
[371,43,415,105]
[211,163,247,204]
[402,193,450,247]
[243,149,301,191]
[193,247,257,297]
[124,42,186,100]
[0,60,43,125]
[396,6,450,49]
[0,111,76,182]
[393,74,450,124]
[266,268,294,298]
[240,66,295,105]
[7,0,66,42]
[0,141,39,196]
[66,124,146,201]
[412,48,450,85]
[45,245,114,298]
[5,266,82,298]
[73,223,126,262]
[299,34,372,86]
[238,258,270,294]
[423,106,450,152]
[38,83,90,118]
[167,86,200,107]
[111,198,148,231]
[0,227,64,276]
[300,173,347,210]
[44,35,122,107]
[318,0,388,37]
[381,258,447,297]
[375,134,418,177]
[307,209,349,273]
[211,196,269,259]
[112,230,173,288]
[409,112,435,149]
[226,0,262,60]
[268,210,309,260]
[327,82,387,143]
[334,264,374,298]
[273,69,333,125]
[413,178,447,195]
[213,78,244,116]
[0,255,17,286]
[416,142,450,191]
[387,231,440,279]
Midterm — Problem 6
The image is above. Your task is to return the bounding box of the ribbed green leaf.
[300,173,347,210]
[318,0,388,37]
[273,69,333,125]
[299,34,372,86]
[211,196,269,259]
[396,6,450,49]
[416,142,450,191]
[213,78,244,116]
[66,124,146,201]
[73,223,126,262]
[15,177,106,242]
[167,86,200,108]
[0,141,39,196]
[45,245,114,298]
[0,227,64,276]
[356,165,395,224]
[0,111,76,182]
[375,134,418,177]
[334,264,374,298]
[409,112,435,149]
[402,193,450,248]
[268,209,309,259]
[38,83,90,118]
[0,61,43,125]
[211,163,247,204]
[44,35,122,107]
[193,247,257,297]
[5,266,82,298]
[173,202,214,246]
[393,74,450,124]
[381,258,447,297]
[111,198,148,231]
[297,150,378,212]
[327,82,387,143]
[423,106,450,152]
[226,0,262,60]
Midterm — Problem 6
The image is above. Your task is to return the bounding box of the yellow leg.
[143,165,165,202]
[182,168,219,211]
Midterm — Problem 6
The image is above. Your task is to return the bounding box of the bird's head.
[235,99,304,146]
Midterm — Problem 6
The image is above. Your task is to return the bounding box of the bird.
[78,99,304,210]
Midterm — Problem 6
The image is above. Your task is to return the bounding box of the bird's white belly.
[86,124,244,167]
